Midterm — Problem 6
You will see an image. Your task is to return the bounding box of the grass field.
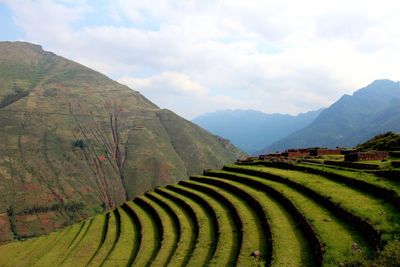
[1,159,400,266]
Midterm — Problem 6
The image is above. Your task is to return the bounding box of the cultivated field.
[0,159,399,266]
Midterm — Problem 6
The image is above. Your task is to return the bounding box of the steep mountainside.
[193,109,322,154]
[266,80,400,152]
[0,42,243,241]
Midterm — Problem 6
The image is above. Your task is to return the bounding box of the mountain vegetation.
[0,41,243,242]
[193,109,322,154]
[266,79,400,152]
[356,131,400,151]
[1,159,399,266]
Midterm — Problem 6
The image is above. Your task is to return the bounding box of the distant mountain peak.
[266,79,400,152]
[193,108,323,154]
[368,79,399,87]
[354,79,400,97]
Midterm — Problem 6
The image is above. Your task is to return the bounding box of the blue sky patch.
[0,3,24,40]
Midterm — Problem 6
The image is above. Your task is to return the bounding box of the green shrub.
[72,139,86,149]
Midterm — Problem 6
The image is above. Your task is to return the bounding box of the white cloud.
[119,72,207,97]
[3,0,400,118]
[118,72,248,118]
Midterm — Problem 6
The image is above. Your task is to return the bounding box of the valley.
[1,2,400,266]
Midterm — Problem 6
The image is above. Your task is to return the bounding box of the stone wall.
[345,151,389,162]
[309,149,341,156]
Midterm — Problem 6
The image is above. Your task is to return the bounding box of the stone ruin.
[309,148,342,156]
[344,151,389,162]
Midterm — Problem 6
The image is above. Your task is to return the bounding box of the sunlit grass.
[159,187,215,266]
[197,175,313,267]
[212,168,374,266]
[126,202,160,266]
[233,165,400,241]
[149,191,195,267]
[189,177,263,267]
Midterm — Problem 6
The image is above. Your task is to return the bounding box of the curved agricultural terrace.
[0,160,400,266]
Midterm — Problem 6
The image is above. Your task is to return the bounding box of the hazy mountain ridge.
[193,108,322,154]
[266,79,400,152]
[0,41,243,241]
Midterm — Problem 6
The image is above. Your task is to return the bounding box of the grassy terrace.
[228,165,400,242]
[0,228,55,265]
[62,214,107,266]
[185,178,265,267]
[126,201,160,266]
[88,210,119,266]
[180,181,243,266]
[1,160,400,266]
[102,207,138,266]
[200,174,315,266]
[147,191,195,266]
[297,162,400,198]
[139,195,178,266]
[162,186,219,266]
[206,169,372,266]
[33,221,88,266]
[172,183,239,267]
[155,189,200,266]
[246,160,400,213]
[0,220,85,266]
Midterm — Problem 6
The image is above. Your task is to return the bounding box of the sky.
[1,0,400,119]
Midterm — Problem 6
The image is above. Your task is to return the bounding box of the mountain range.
[193,79,400,154]
[0,42,243,241]
[266,79,400,152]
[193,109,322,154]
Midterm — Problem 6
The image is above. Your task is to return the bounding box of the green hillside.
[1,159,399,266]
[0,42,243,242]
[356,131,400,151]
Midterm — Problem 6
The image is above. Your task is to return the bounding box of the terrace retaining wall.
[323,160,380,170]
[391,161,400,168]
